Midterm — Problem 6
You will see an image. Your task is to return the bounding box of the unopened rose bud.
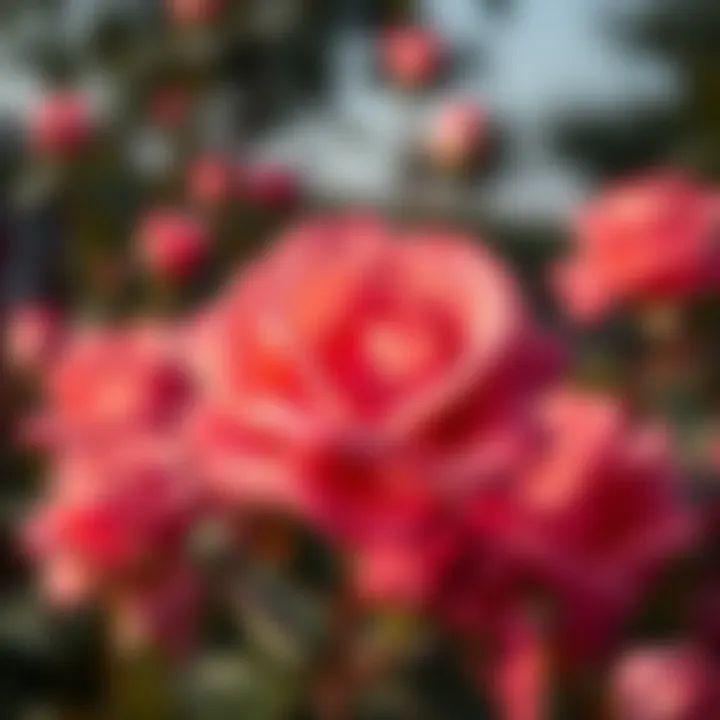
[138,209,210,284]
[426,101,488,173]
[30,93,95,159]
[382,27,445,91]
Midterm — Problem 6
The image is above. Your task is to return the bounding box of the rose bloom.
[612,644,718,720]
[25,444,202,658]
[30,93,94,158]
[188,156,235,208]
[167,0,224,25]
[138,209,210,283]
[189,214,559,548]
[382,27,446,90]
[426,101,488,173]
[32,323,194,450]
[437,390,696,664]
[554,173,718,323]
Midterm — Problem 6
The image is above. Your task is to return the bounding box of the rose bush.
[13,210,709,714]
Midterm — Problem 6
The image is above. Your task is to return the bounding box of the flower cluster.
[23,324,202,657]
[9,192,717,714]
[15,211,709,669]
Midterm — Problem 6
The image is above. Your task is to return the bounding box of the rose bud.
[382,27,446,91]
[30,92,94,159]
[188,156,234,208]
[426,101,489,173]
[242,164,301,212]
[167,0,224,26]
[138,209,209,284]
[4,304,63,375]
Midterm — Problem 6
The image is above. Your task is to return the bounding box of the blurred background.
[1,1,720,718]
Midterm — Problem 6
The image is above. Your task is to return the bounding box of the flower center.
[361,320,439,385]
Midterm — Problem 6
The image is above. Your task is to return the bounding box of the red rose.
[382,27,446,90]
[190,215,557,545]
[554,173,718,322]
[30,92,95,159]
[138,209,210,283]
[426,101,489,172]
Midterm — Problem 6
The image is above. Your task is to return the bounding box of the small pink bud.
[30,93,94,159]
[383,27,445,90]
[427,101,488,172]
[138,210,209,283]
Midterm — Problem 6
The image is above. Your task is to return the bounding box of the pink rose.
[26,444,202,657]
[28,451,196,577]
[426,101,489,172]
[511,390,694,662]
[190,215,557,545]
[612,644,718,720]
[30,93,95,159]
[425,390,695,666]
[382,27,446,91]
[138,209,210,283]
[554,173,718,323]
[34,324,193,449]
